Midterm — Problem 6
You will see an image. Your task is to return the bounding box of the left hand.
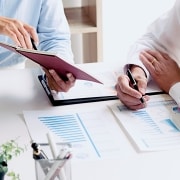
[139,50,180,93]
[43,68,75,92]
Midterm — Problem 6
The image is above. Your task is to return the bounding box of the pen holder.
[35,143,72,180]
[35,157,71,180]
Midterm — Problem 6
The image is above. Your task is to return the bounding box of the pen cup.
[35,157,71,180]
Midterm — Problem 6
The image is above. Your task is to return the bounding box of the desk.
[0,64,180,180]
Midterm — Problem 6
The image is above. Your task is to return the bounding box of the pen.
[30,37,38,50]
[145,91,165,96]
[127,69,144,103]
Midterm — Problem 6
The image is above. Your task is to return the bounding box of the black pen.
[30,37,38,50]
[127,69,144,103]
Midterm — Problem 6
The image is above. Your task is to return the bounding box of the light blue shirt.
[0,0,73,67]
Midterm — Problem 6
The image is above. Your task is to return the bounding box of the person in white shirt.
[0,0,75,92]
[116,0,180,110]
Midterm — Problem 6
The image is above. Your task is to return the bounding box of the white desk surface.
[0,63,180,180]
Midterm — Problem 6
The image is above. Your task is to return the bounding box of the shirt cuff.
[169,82,180,107]
[123,64,151,82]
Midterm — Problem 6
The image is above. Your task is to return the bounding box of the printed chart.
[23,106,123,160]
[110,96,180,151]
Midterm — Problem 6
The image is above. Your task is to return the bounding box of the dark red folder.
[0,42,102,84]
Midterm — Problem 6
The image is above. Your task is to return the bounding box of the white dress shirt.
[126,0,180,106]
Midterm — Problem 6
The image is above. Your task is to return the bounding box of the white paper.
[52,71,118,100]
[23,106,123,160]
[110,94,180,151]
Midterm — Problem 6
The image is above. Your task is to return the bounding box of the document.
[38,69,119,105]
[38,65,163,106]
[110,94,180,152]
[23,106,124,160]
[0,42,101,84]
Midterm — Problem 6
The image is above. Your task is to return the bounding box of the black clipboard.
[38,75,118,106]
[38,75,165,106]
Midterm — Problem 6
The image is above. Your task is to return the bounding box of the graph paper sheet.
[110,94,180,151]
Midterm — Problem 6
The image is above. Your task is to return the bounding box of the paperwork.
[23,106,124,160]
[23,94,180,155]
[110,94,180,151]
[52,70,118,100]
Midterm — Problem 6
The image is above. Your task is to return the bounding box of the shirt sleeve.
[169,82,180,107]
[37,0,74,63]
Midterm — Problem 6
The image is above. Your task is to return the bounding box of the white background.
[102,0,175,66]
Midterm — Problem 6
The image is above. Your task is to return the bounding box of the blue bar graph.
[38,114,101,157]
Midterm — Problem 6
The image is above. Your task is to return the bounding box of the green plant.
[0,138,26,180]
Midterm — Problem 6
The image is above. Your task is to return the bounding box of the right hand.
[116,65,150,110]
[0,16,38,48]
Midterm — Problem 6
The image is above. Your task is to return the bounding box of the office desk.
[0,64,180,180]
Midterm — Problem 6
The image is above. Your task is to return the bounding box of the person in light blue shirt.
[0,0,75,92]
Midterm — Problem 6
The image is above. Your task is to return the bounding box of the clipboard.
[38,75,118,106]
[0,42,102,84]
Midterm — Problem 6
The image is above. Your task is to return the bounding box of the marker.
[127,69,144,103]
[31,142,48,160]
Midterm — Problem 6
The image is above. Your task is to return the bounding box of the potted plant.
[0,139,25,180]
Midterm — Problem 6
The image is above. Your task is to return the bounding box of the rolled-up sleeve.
[126,0,180,81]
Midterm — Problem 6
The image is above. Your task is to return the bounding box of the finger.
[3,22,26,47]
[140,51,158,64]
[43,69,57,91]
[5,28,21,46]
[13,20,37,49]
[24,24,38,42]
[136,78,147,95]
[16,24,32,48]
[139,52,158,69]
[144,49,165,61]
[11,20,30,48]
[116,85,147,110]
[128,103,147,110]
[49,69,71,92]
[24,24,39,46]
[66,73,75,86]
[117,75,143,99]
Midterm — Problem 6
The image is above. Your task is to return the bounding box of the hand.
[43,68,76,92]
[0,16,38,48]
[140,50,180,93]
[116,65,149,110]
